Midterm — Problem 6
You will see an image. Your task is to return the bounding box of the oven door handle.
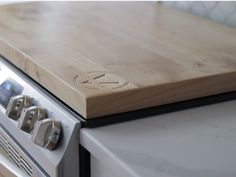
[0,154,26,177]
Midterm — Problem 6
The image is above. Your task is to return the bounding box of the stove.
[0,56,81,177]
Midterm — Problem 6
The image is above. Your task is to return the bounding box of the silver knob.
[31,119,61,150]
[18,106,46,133]
[6,95,32,120]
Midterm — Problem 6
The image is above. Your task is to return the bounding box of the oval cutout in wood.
[74,71,129,90]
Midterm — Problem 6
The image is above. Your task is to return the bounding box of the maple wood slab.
[0,2,236,119]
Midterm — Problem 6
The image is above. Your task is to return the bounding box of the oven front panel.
[0,126,46,177]
[0,56,81,177]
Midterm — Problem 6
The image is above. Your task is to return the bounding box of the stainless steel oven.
[0,56,81,177]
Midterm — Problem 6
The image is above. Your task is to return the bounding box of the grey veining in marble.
[80,100,236,177]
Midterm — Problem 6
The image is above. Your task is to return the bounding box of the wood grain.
[0,2,236,119]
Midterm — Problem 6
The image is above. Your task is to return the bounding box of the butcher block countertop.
[0,2,236,119]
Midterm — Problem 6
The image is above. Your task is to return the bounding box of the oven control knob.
[6,95,33,120]
[31,119,61,150]
[18,106,46,133]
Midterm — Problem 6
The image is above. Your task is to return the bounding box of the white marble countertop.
[80,100,236,177]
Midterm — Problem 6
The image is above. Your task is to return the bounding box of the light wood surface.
[0,2,236,119]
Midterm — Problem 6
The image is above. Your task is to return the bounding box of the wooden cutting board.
[0,2,236,119]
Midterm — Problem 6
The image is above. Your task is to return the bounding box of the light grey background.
[162,2,236,28]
